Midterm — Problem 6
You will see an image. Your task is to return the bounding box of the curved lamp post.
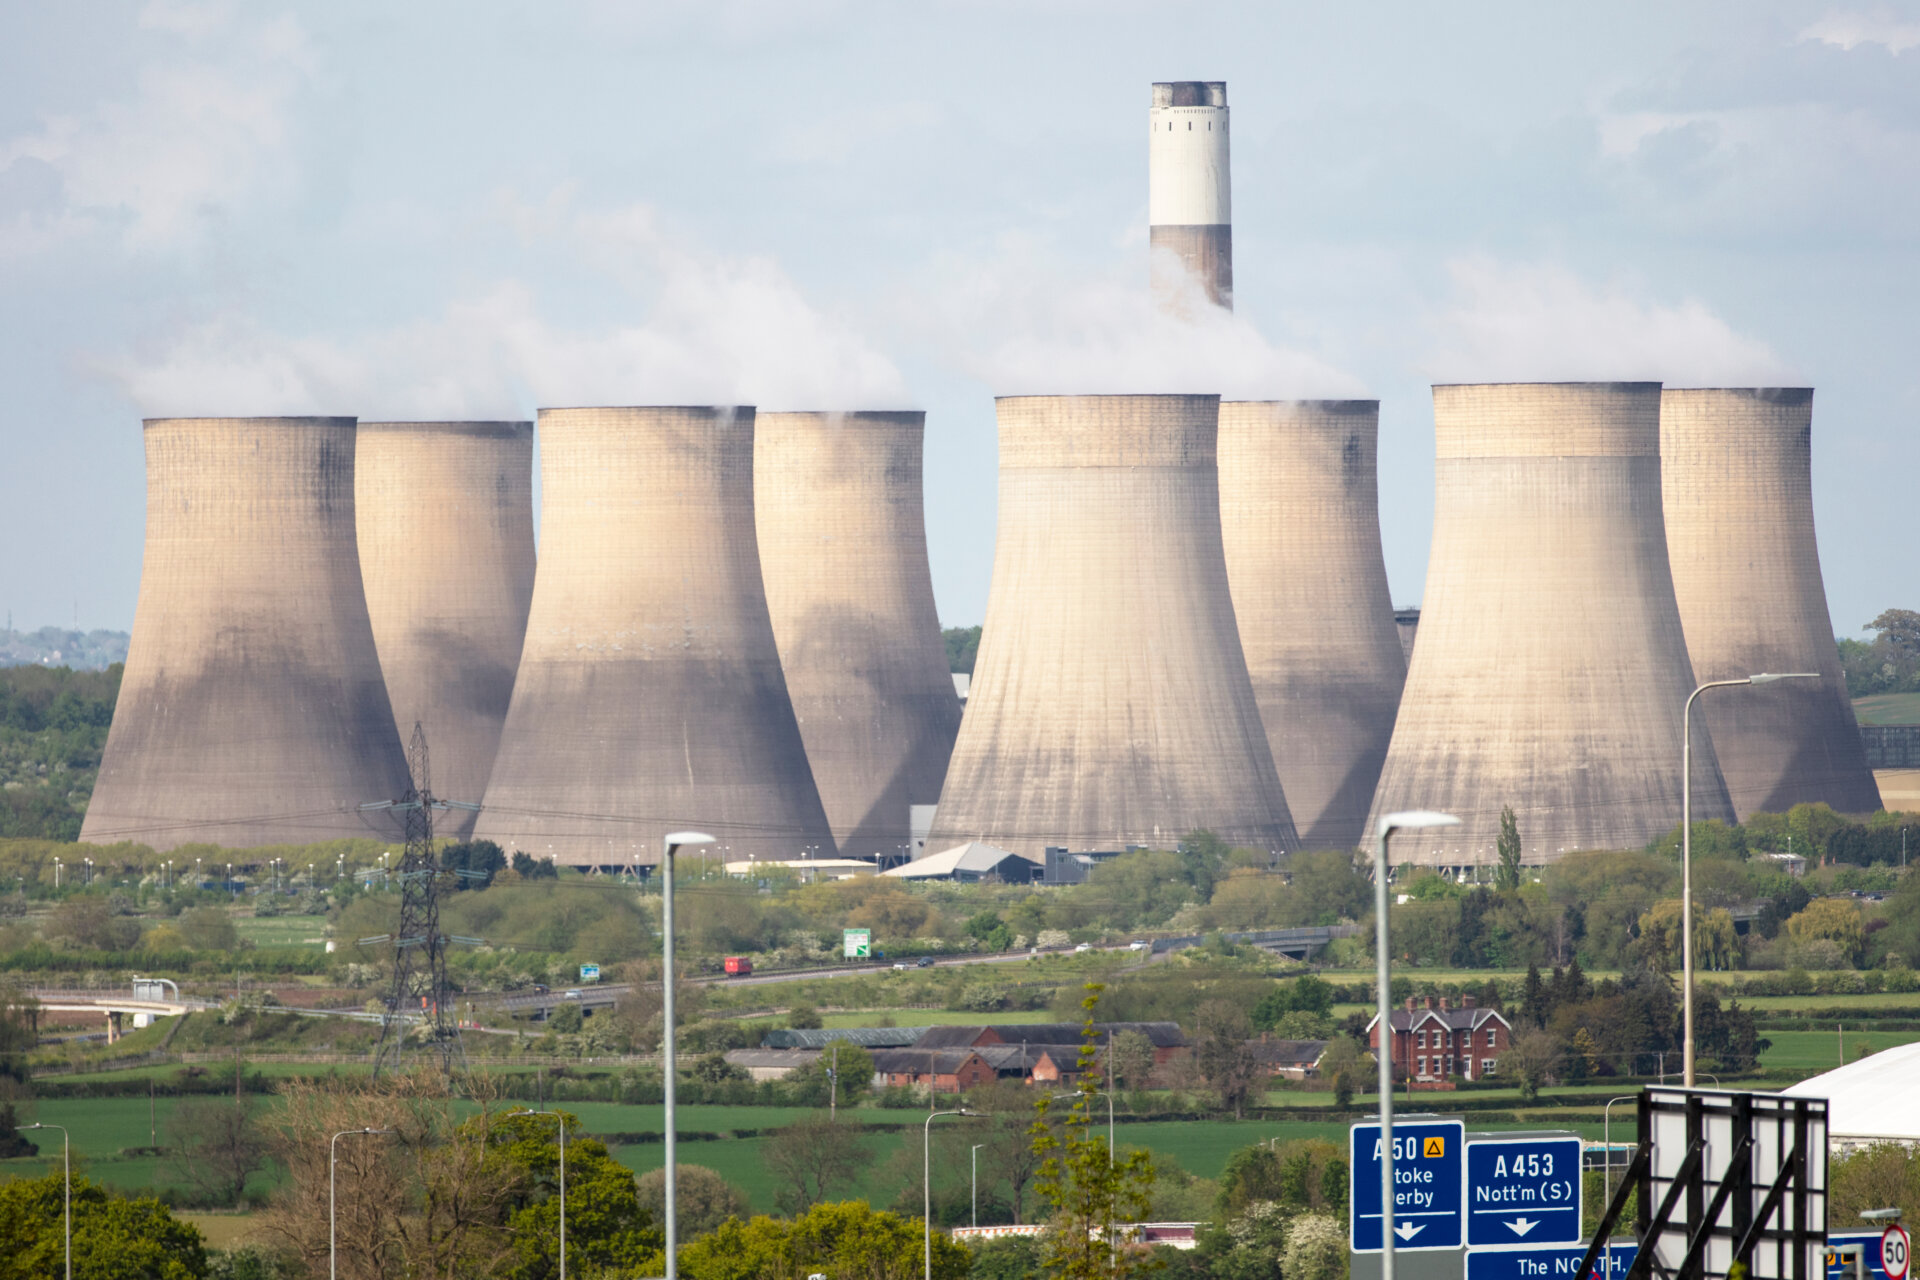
[662,830,714,1280]
[513,1110,568,1278]
[925,1108,977,1280]
[1682,673,1817,1086]
[1374,810,1461,1280]
[329,1127,393,1280]
[22,1123,69,1280]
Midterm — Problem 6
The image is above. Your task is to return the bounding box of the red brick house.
[1365,995,1510,1085]
[916,1022,1188,1068]
[870,1048,998,1092]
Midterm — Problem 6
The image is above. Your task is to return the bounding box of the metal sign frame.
[1580,1089,1828,1280]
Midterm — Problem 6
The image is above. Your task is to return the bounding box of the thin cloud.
[1798,8,1920,52]
[1422,257,1794,386]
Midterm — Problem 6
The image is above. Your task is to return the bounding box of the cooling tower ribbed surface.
[1367,383,1735,865]
[81,417,410,851]
[355,421,536,837]
[1660,388,1881,817]
[754,411,962,859]
[1150,81,1232,309]
[1219,401,1406,850]
[472,406,836,866]
[927,394,1298,858]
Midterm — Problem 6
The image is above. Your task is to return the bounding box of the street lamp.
[1373,810,1461,1280]
[662,830,714,1280]
[1682,673,1818,1086]
[21,1123,69,1280]
[971,1144,985,1228]
[925,1108,978,1280]
[1053,1088,1117,1266]
[1603,1095,1635,1203]
[330,1126,392,1280]
[514,1110,568,1279]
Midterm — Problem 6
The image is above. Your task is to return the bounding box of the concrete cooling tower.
[81,417,410,852]
[1150,81,1232,309]
[1219,401,1406,850]
[355,421,536,837]
[1367,383,1736,867]
[1660,388,1881,817]
[472,406,836,867]
[927,395,1298,858]
[754,411,962,860]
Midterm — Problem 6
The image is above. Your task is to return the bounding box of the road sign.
[1351,1119,1466,1252]
[844,928,871,959]
[579,963,600,982]
[1465,1243,1636,1280]
[1883,1226,1910,1280]
[1466,1135,1583,1247]
[1828,1233,1890,1280]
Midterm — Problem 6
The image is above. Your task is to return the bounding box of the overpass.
[28,982,216,1043]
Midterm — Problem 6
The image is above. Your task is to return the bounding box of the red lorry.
[723,956,753,976]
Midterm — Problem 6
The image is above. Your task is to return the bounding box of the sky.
[1,1,1916,637]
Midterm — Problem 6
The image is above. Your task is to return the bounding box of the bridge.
[27,981,217,1043]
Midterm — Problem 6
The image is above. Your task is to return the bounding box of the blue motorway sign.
[1828,1232,1892,1280]
[1351,1119,1466,1252]
[1465,1243,1636,1280]
[1466,1135,1584,1247]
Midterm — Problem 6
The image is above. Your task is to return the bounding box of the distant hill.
[0,627,130,670]
[1853,692,1920,726]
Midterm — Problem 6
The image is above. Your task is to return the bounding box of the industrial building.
[355,420,536,835]
[754,411,962,859]
[1659,388,1881,818]
[81,417,411,851]
[927,394,1299,858]
[473,406,836,867]
[1219,400,1406,849]
[1149,81,1232,309]
[1367,383,1737,866]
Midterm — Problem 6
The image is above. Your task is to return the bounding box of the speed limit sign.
[1884,1224,1911,1280]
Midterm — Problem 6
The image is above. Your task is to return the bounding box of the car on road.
[1128,940,1150,952]
[530,983,550,994]
[916,956,935,967]
[892,961,912,970]
[562,989,582,999]
[1073,943,1093,953]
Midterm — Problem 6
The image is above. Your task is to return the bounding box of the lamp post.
[22,1123,69,1280]
[971,1144,985,1227]
[1053,1088,1117,1265]
[1603,1095,1635,1203]
[1682,673,1818,1086]
[329,1126,392,1280]
[514,1110,568,1278]
[1373,810,1461,1280]
[925,1108,977,1280]
[662,830,714,1280]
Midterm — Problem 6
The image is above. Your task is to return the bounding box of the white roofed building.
[1780,1041,1920,1153]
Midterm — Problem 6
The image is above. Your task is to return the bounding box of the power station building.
[754,411,962,860]
[473,406,836,867]
[1367,383,1736,866]
[1219,400,1406,850]
[1149,81,1232,310]
[81,417,411,851]
[355,421,536,836]
[1660,388,1881,817]
[927,394,1299,858]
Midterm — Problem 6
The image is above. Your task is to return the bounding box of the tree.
[1106,1029,1157,1094]
[1317,1037,1370,1107]
[1281,1213,1347,1280]
[1506,1029,1562,1102]
[1786,898,1866,966]
[440,840,507,890]
[678,1201,970,1280]
[1215,1144,1285,1217]
[814,1038,876,1108]
[972,1081,1050,1224]
[511,852,559,880]
[691,1051,746,1084]
[166,1097,267,1205]
[786,1005,822,1030]
[636,1165,748,1238]
[1496,806,1523,891]
[0,982,35,1095]
[1192,999,1263,1119]
[1031,984,1157,1280]
[944,625,982,675]
[176,906,239,951]
[765,1115,867,1215]
[1829,1141,1920,1226]
[0,1170,209,1280]
[481,1109,663,1280]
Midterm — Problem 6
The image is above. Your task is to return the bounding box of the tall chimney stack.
[1150,81,1232,310]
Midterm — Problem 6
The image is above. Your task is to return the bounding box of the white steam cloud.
[1422,257,1795,386]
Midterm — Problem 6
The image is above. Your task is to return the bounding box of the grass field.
[1852,693,1920,725]
[232,916,328,947]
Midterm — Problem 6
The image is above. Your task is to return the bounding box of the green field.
[1757,1027,1912,1071]
[1853,693,1920,726]
[232,916,328,947]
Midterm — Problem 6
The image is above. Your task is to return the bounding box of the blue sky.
[1,1,1915,636]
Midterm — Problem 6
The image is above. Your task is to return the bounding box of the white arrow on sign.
[1504,1218,1540,1237]
[1394,1223,1425,1242]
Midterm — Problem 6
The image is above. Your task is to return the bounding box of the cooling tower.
[1219,401,1406,850]
[355,421,536,836]
[1367,383,1735,866]
[472,406,836,866]
[81,417,410,851]
[754,412,962,859]
[1660,388,1881,817]
[927,395,1298,858]
[1150,81,1232,310]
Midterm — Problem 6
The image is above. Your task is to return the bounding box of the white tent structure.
[882,842,1035,882]
[1780,1040,1920,1153]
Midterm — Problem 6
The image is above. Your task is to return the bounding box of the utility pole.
[362,724,481,1076]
